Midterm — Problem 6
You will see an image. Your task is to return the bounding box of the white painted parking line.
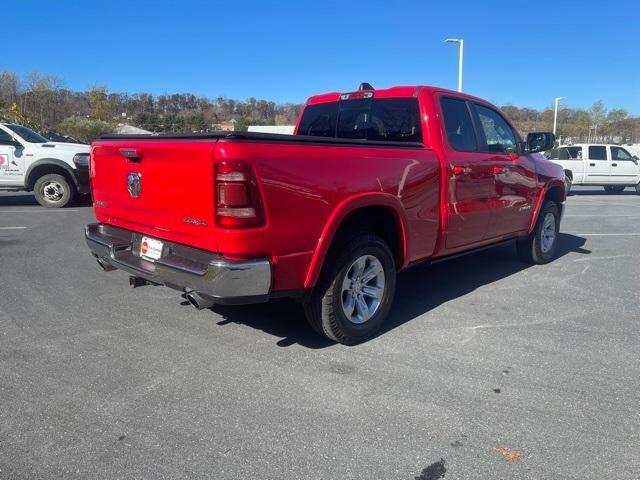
[573,233,640,236]
[0,209,79,213]
[567,201,639,207]
[0,227,27,230]
[565,214,640,217]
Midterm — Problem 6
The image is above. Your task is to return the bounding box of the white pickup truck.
[0,123,90,207]
[546,143,640,194]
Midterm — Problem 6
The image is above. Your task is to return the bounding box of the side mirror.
[526,132,555,153]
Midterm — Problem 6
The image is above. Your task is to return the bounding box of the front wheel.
[516,201,560,264]
[636,183,640,195]
[33,173,75,208]
[303,233,396,345]
[564,175,572,195]
[604,185,626,194]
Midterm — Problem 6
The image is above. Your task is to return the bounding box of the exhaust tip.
[185,292,214,310]
[96,257,116,272]
[186,293,200,308]
[129,276,150,288]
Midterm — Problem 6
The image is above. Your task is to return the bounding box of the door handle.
[612,163,618,167]
[120,148,142,162]
[589,163,596,166]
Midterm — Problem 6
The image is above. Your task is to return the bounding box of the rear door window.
[439,97,477,152]
[588,146,607,160]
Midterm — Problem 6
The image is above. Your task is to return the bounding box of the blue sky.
[3,0,639,113]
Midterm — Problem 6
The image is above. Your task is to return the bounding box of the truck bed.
[100,131,425,149]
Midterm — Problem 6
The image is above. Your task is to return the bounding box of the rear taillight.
[215,161,264,228]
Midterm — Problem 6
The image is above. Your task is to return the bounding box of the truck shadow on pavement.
[0,193,39,206]
[0,193,92,207]
[379,233,589,338]
[211,233,589,348]
[212,300,333,348]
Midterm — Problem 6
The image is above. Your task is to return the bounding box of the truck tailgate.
[90,140,219,252]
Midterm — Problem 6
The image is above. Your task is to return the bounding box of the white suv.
[0,123,90,207]
[546,144,640,194]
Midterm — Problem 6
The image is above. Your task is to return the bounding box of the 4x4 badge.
[127,172,141,198]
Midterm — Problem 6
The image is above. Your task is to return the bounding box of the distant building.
[217,119,237,131]
[248,125,295,135]
[115,124,151,135]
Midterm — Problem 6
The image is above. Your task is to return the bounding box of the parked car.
[0,123,90,207]
[85,84,564,344]
[546,144,640,194]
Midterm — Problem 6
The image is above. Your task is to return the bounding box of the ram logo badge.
[127,172,142,198]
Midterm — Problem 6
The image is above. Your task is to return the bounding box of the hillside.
[1,71,638,144]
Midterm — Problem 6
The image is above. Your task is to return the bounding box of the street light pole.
[445,38,464,92]
[553,96,564,135]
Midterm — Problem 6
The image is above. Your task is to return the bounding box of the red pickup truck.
[86,84,565,344]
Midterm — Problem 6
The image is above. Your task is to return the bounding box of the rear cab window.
[0,127,14,144]
[296,102,338,137]
[297,97,423,143]
[548,146,582,160]
[336,99,369,139]
[567,146,583,159]
[588,146,608,160]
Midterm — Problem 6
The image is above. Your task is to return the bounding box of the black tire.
[636,183,640,195]
[564,175,572,195]
[303,233,396,345]
[516,201,560,265]
[33,173,75,208]
[604,185,626,194]
[75,192,93,206]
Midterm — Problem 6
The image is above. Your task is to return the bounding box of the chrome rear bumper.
[85,223,271,304]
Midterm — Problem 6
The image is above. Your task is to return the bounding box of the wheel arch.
[303,193,409,289]
[528,180,565,234]
[25,159,78,191]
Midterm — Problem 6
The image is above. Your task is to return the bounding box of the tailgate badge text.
[183,217,208,227]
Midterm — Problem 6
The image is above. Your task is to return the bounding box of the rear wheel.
[604,185,626,194]
[33,173,75,208]
[303,233,396,345]
[516,201,560,265]
[636,183,640,195]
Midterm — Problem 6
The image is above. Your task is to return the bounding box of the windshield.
[4,124,49,143]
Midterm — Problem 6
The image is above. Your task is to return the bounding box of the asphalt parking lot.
[0,187,638,480]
